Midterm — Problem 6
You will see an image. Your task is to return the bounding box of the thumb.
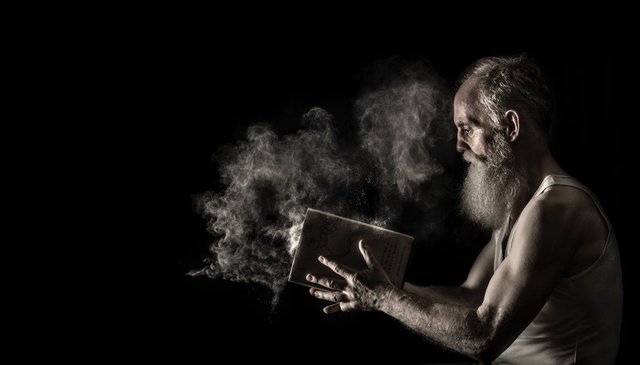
[359,239,378,268]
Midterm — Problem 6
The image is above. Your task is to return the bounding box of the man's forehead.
[455,77,480,104]
[454,78,486,126]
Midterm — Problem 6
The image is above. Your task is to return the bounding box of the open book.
[288,209,414,290]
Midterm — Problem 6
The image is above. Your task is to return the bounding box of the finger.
[320,277,346,291]
[339,301,359,312]
[318,256,356,279]
[359,240,381,269]
[309,288,348,302]
[324,301,359,314]
[308,275,347,291]
[323,303,341,314]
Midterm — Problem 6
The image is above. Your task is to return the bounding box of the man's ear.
[504,110,520,142]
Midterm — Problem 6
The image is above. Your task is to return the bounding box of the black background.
[126,16,633,363]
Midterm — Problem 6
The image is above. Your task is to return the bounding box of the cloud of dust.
[356,60,451,198]
[191,108,360,296]
[192,60,456,300]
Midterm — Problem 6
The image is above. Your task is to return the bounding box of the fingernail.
[314,291,320,297]
[306,274,314,281]
[318,256,325,262]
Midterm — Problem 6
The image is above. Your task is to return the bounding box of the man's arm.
[403,239,495,308]
[308,195,583,362]
[380,197,581,361]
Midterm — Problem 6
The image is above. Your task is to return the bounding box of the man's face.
[453,78,492,161]
[453,78,519,229]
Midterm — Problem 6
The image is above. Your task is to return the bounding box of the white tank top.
[493,175,623,365]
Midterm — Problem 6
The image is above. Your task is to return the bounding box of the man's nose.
[456,133,468,153]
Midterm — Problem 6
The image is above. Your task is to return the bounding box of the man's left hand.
[306,239,394,314]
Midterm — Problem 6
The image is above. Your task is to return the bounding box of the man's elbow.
[465,314,508,363]
[467,340,502,364]
[466,327,517,364]
[464,304,512,362]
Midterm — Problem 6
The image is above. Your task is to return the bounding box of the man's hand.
[306,240,394,314]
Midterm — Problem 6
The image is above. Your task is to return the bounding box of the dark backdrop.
[130,19,632,363]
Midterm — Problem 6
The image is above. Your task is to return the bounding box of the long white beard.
[460,133,520,229]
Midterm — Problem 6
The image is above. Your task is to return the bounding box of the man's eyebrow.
[467,116,481,126]
[455,119,476,128]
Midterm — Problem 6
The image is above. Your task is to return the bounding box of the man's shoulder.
[506,187,592,267]
[520,182,609,277]
[519,183,604,245]
[530,183,595,216]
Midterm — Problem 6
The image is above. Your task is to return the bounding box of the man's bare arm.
[377,197,582,361]
[308,195,584,362]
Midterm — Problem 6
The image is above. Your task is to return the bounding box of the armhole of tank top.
[549,181,613,281]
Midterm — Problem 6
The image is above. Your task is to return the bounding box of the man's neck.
[510,147,566,222]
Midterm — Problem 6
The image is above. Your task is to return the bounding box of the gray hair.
[460,55,552,136]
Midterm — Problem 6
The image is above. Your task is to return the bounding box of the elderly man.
[306,55,622,364]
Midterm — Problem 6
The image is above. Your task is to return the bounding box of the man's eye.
[463,128,472,136]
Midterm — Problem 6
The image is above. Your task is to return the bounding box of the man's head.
[453,55,552,229]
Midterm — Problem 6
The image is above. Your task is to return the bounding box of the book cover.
[288,208,414,290]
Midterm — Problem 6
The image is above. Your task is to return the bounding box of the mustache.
[463,151,484,164]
